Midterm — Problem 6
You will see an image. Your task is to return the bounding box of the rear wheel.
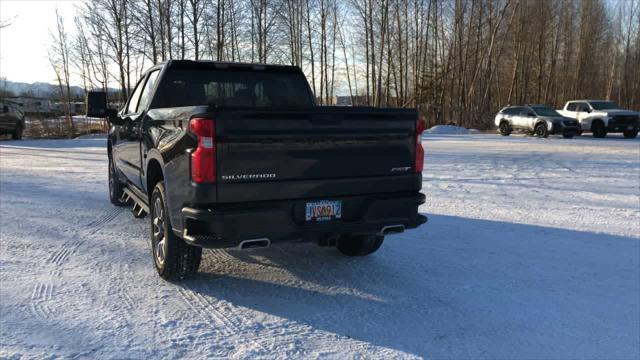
[11,124,22,140]
[337,234,384,256]
[499,121,511,136]
[592,121,607,138]
[109,155,128,206]
[150,181,201,280]
[623,129,638,139]
[535,123,549,138]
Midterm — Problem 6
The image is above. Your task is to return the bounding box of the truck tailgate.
[213,108,419,202]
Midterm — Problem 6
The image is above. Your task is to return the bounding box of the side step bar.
[122,187,149,218]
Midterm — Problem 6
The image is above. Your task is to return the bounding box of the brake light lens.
[189,118,216,183]
[415,116,425,173]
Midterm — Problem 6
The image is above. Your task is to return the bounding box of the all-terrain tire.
[535,123,549,138]
[592,121,607,138]
[109,155,129,206]
[150,181,201,280]
[499,121,511,136]
[11,124,22,140]
[623,129,638,139]
[337,234,385,256]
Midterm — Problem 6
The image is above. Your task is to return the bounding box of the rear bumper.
[180,192,427,248]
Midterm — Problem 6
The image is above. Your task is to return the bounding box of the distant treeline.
[46,0,639,129]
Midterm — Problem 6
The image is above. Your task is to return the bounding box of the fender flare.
[536,119,550,129]
[499,118,511,126]
[144,149,166,192]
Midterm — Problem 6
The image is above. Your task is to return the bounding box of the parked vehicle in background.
[88,60,427,280]
[557,100,639,138]
[0,100,25,139]
[495,104,579,138]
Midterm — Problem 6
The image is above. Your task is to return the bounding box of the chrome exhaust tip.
[237,238,271,250]
[379,225,405,236]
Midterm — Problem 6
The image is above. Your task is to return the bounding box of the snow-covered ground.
[1,134,639,359]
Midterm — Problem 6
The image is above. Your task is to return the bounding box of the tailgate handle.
[311,115,342,125]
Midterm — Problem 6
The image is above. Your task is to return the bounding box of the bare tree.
[49,10,74,138]
[59,0,639,129]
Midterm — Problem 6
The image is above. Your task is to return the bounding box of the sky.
[0,0,81,84]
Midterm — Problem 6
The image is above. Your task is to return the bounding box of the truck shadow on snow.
[177,215,639,357]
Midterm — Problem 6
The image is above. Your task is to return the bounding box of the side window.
[576,103,589,112]
[566,103,577,111]
[505,108,518,115]
[137,70,160,112]
[126,77,147,114]
[518,107,532,116]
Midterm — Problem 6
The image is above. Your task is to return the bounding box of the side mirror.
[86,90,108,118]
[86,90,124,125]
[586,108,592,113]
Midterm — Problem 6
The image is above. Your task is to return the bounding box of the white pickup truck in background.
[557,100,639,138]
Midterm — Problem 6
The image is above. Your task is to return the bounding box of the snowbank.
[425,124,471,134]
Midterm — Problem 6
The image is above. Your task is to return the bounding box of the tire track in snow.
[44,207,124,267]
[179,249,365,356]
[46,240,83,266]
[119,290,136,310]
[29,207,125,320]
[30,282,55,320]
[176,286,235,336]
[208,249,235,262]
[176,284,271,355]
[84,207,123,231]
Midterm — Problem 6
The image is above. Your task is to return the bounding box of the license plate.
[305,200,342,222]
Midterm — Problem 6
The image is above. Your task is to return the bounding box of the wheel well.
[499,119,509,126]
[146,160,163,197]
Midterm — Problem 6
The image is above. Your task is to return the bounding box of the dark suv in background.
[0,100,25,140]
[495,104,579,138]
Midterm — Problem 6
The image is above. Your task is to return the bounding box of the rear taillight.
[189,117,216,183]
[415,117,425,173]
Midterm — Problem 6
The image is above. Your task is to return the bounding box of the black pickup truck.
[87,60,427,280]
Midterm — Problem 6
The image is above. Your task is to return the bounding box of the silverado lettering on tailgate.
[221,173,277,181]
